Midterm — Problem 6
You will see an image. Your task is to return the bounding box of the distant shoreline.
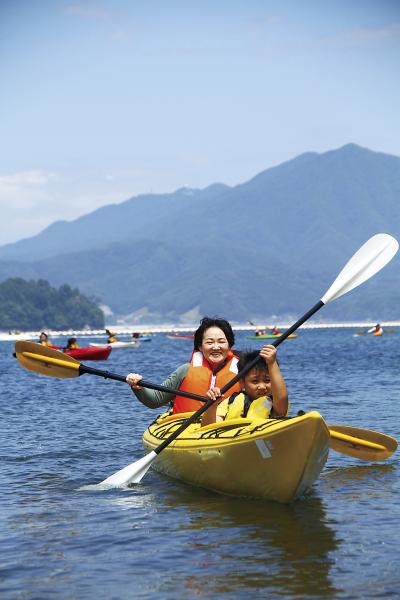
[1,321,399,340]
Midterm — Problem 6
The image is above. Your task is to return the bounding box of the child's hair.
[237,349,280,375]
[237,350,267,374]
[194,316,235,350]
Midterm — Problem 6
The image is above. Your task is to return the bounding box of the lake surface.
[1,328,400,598]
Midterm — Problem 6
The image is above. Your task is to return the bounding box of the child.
[39,332,52,347]
[202,345,288,425]
[64,337,79,350]
[106,329,118,343]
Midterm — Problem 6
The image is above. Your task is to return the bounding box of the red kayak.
[64,346,112,361]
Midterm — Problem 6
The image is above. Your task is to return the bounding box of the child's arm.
[259,345,289,416]
[201,386,225,425]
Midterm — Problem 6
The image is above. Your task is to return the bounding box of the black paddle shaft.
[78,364,211,403]
[79,300,324,410]
[79,300,324,457]
[219,300,324,396]
[148,299,326,455]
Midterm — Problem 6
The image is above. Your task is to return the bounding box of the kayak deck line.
[148,413,387,450]
[142,411,331,502]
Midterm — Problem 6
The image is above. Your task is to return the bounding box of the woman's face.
[200,326,230,366]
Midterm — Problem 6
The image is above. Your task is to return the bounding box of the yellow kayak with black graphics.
[142,411,330,503]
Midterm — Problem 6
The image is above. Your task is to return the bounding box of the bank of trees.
[0,278,104,330]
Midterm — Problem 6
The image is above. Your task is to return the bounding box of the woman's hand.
[206,386,223,402]
[260,344,277,365]
[126,373,143,390]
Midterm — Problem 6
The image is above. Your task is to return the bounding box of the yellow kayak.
[142,411,330,503]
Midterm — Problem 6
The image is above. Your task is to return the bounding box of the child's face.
[243,367,271,400]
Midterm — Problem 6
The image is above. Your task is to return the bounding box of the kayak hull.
[64,346,112,361]
[142,411,330,503]
[89,341,140,348]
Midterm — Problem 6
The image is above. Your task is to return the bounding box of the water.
[1,329,400,598]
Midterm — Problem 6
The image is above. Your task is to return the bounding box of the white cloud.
[324,23,400,48]
[63,3,111,20]
[0,165,179,246]
[0,170,56,196]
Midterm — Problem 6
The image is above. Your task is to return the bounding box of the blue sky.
[1,0,399,244]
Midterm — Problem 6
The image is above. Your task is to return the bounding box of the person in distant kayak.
[131,332,140,340]
[64,337,79,350]
[271,325,281,335]
[39,332,52,347]
[106,329,118,343]
[126,316,242,415]
[202,346,288,425]
[367,323,383,335]
[255,328,264,337]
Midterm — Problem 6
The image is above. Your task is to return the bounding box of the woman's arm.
[126,364,189,409]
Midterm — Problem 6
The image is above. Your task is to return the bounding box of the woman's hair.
[194,317,235,350]
[67,337,77,344]
[40,331,48,338]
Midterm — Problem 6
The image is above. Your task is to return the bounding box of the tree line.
[0,278,105,330]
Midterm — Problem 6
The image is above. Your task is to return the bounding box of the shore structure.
[1,321,399,341]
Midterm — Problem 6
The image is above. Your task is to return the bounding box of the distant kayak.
[166,333,194,339]
[64,346,111,361]
[247,333,298,340]
[89,341,140,349]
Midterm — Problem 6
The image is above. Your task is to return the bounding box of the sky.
[1,0,399,245]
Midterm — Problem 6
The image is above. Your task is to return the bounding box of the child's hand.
[260,344,277,365]
[206,386,223,402]
[126,373,143,389]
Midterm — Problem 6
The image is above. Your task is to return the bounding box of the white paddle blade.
[99,451,157,487]
[321,234,398,305]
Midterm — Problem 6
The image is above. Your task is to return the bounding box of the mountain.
[0,144,399,324]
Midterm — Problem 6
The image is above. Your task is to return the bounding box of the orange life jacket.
[172,350,241,414]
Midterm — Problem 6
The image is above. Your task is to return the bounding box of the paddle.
[15,234,399,485]
[14,341,398,463]
[98,233,398,486]
[328,424,397,461]
[14,340,227,404]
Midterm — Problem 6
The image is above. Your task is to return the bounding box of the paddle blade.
[15,341,80,378]
[329,424,397,461]
[100,451,157,487]
[321,234,398,304]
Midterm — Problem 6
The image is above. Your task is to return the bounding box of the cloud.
[0,170,59,244]
[63,3,111,20]
[324,23,400,48]
[0,170,56,206]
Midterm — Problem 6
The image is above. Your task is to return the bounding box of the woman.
[126,316,242,415]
